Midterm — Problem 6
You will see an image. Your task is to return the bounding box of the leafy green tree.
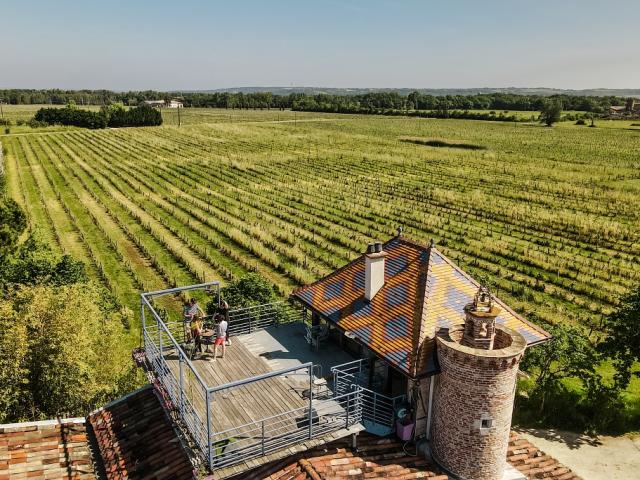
[540,99,563,126]
[222,273,278,307]
[0,236,88,287]
[520,322,599,415]
[206,274,278,314]
[599,287,640,390]
[0,283,135,421]
[0,198,26,254]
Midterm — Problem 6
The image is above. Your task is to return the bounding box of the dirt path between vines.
[516,428,640,480]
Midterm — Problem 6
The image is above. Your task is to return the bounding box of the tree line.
[0,88,629,113]
[34,103,162,129]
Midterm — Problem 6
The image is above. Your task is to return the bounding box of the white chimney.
[365,242,386,301]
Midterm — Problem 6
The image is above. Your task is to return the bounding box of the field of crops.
[1,108,639,333]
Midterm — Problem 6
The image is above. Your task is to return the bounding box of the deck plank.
[159,326,363,478]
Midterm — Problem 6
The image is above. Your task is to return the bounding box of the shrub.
[27,119,48,128]
[206,274,278,315]
[107,105,162,128]
[33,105,162,129]
[34,107,107,129]
[575,119,586,125]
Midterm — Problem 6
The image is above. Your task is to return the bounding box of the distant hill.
[189,87,640,97]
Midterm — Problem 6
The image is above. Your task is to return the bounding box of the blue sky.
[1,0,638,90]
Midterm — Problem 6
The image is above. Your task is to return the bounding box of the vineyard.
[1,109,639,335]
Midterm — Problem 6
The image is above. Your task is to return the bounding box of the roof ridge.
[87,384,153,417]
[0,417,86,431]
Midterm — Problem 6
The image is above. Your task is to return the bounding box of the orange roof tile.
[0,418,95,480]
[231,431,582,480]
[87,386,194,480]
[292,236,550,377]
[231,433,446,480]
[507,432,582,479]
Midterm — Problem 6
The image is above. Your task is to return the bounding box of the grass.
[1,107,639,428]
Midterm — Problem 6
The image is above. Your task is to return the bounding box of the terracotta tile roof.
[235,434,448,480]
[87,386,194,480]
[292,236,551,377]
[0,417,95,480]
[507,433,582,480]
[233,432,582,480]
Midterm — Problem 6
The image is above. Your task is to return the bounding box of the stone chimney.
[364,242,386,301]
[462,285,500,350]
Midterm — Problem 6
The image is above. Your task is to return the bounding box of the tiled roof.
[235,434,447,480]
[292,236,550,377]
[0,417,95,480]
[507,433,582,480]
[231,432,582,480]
[88,386,194,480]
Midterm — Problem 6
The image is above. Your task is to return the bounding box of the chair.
[305,323,330,351]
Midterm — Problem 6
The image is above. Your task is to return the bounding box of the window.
[481,419,493,429]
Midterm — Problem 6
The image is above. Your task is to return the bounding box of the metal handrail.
[208,362,312,394]
[141,294,209,389]
[332,361,404,429]
[210,388,360,438]
[209,387,362,468]
[142,281,220,298]
[142,284,365,473]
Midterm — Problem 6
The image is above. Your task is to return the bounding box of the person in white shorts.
[213,314,228,360]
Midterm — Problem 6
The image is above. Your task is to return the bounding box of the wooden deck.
[164,338,310,437]
[160,330,364,478]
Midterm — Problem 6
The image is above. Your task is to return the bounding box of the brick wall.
[431,325,526,480]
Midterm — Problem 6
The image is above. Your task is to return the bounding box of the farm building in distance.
[1,233,582,480]
[608,98,640,117]
[141,98,183,108]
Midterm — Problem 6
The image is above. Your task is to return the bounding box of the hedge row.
[34,105,162,129]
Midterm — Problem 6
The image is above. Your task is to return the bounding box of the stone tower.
[431,286,527,480]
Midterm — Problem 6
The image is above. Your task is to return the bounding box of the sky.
[1,0,639,91]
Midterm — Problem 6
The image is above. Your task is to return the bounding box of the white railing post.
[308,366,313,439]
[373,392,377,425]
[261,421,265,456]
[179,351,185,418]
[140,297,146,334]
[345,388,352,428]
[206,389,213,468]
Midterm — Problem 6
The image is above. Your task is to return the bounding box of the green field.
[1,107,639,320]
[2,106,639,426]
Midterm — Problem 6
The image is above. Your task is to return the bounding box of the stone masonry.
[431,321,526,480]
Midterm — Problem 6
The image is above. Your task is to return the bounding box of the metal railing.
[227,301,304,336]
[332,359,405,430]
[208,387,361,469]
[141,283,362,473]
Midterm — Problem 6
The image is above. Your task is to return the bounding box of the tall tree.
[599,287,640,390]
[540,99,563,126]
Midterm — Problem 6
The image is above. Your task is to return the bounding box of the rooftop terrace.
[141,282,366,478]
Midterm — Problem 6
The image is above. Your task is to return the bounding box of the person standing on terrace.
[184,298,205,342]
[220,300,231,346]
[213,313,228,360]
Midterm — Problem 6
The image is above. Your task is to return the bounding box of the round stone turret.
[431,286,527,480]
